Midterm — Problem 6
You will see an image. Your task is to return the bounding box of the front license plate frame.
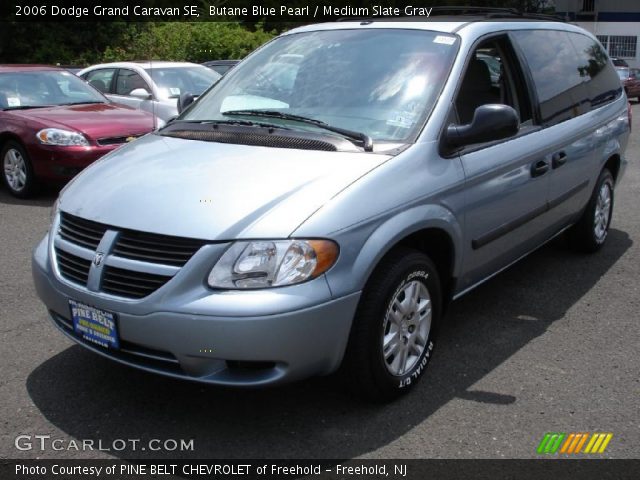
[69,299,119,350]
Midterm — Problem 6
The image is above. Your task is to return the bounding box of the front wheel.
[340,248,442,402]
[2,141,38,198]
[568,168,614,253]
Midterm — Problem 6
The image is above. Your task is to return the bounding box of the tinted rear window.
[513,30,621,127]
[567,32,622,108]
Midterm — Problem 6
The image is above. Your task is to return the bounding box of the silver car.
[33,17,630,401]
[78,61,221,121]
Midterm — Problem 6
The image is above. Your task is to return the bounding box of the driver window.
[455,37,532,126]
[115,69,150,97]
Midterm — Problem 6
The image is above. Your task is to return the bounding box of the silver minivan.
[33,16,630,400]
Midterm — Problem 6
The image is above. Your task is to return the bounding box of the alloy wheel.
[382,280,432,376]
[3,148,27,192]
[594,182,612,243]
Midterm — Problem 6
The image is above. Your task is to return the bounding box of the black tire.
[1,141,39,198]
[340,247,442,402]
[568,168,614,253]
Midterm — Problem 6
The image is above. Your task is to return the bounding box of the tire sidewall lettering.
[388,269,433,389]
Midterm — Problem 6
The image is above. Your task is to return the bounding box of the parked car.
[33,15,630,400]
[0,65,156,197]
[610,57,629,68]
[78,62,221,121]
[476,51,501,87]
[616,67,640,101]
[202,59,240,76]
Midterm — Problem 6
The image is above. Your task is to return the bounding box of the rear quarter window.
[567,32,622,108]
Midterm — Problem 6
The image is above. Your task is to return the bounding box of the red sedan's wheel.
[2,141,39,198]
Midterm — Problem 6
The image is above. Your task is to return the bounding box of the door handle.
[552,151,567,168]
[531,160,549,177]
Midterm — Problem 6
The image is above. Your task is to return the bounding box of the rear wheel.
[2,141,38,198]
[568,168,614,253]
[340,247,442,402]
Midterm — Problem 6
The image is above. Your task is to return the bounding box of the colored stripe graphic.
[585,433,613,454]
[574,433,589,453]
[537,433,565,454]
[539,433,613,454]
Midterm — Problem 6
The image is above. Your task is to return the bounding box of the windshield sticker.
[7,97,21,107]
[433,35,456,45]
[387,112,417,128]
[169,87,181,96]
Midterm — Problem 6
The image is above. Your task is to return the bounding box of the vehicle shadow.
[0,184,60,207]
[26,229,632,460]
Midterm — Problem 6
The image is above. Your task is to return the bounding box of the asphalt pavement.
[1,104,638,461]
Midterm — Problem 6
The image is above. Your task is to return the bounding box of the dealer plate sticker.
[69,300,119,349]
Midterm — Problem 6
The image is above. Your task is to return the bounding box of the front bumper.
[31,144,120,181]
[32,235,360,386]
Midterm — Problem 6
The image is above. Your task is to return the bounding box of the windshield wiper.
[222,110,374,152]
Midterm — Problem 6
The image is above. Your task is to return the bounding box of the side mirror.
[129,88,152,100]
[444,104,519,150]
[177,92,195,114]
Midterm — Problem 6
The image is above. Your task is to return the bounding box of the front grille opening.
[102,266,172,299]
[55,247,91,286]
[97,135,140,146]
[113,230,207,267]
[226,360,277,372]
[59,213,108,250]
[57,212,210,299]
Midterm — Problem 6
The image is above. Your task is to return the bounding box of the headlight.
[36,128,89,146]
[208,239,339,289]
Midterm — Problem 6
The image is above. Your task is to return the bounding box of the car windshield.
[182,29,459,143]
[145,66,221,99]
[0,70,106,109]
[616,68,630,79]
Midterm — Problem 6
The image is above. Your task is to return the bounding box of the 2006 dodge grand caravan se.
[33,15,630,400]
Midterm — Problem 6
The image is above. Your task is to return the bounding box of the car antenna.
[150,57,157,130]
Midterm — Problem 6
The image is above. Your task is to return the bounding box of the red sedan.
[617,67,640,102]
[0,65,157,197]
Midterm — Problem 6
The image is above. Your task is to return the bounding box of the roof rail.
[430,6,565,21]
[337,6,565,23]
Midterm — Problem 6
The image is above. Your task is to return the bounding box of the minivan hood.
[59,134,391,240]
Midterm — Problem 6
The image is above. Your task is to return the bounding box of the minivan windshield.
[182,29,459,143]
[616,68,630,80]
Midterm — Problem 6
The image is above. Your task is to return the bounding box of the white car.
[78,62,221,121]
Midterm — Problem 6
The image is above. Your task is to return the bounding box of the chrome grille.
[113,230,206,267]
[102,266,172,299]
[59,213,107,250]
[55,247,91,285]
[54,212,208,299]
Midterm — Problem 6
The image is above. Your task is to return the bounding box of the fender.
[323,203,463,297]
